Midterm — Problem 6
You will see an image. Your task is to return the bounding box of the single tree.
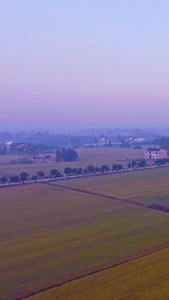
[20,172,29,182]
[131,160,137,168]
[61,149,78,162]
[160,137,169,150]
[50,169,59,176]
[72,168,78,175]
[101,165,109,173]
[0,177,8,184]
[37,171,45,179]
[10,175,19,183]
[87,165,95,173]
[55,171,62,178]
[138,160,146,168]
[64,167,72,175]
[161,158,166,165]
[56,149,62,162]
[112,164,117,170]
[142,160,146,167]
[31,175,38,181]
[83,169,88,174]
[76,168,83,175]
[154,159,161,166]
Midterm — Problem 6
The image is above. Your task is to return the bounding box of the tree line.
[0,163,123,184]
[127,159,146,168]
[2,158,167,184]
[154,158,169,165]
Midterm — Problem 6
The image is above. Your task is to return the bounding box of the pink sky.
[0,1,169,129]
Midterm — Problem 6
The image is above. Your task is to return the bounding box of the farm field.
[77,145,147,160]
[58,167,169,199]
[0,146,148,178]
[0,156,123,178]
[0,155,21,165]
[1,184,169,299]
[1,183,133,241]
[137,192,169,209]
[29,246,169,300]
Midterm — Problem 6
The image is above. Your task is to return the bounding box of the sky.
[0,0,169,130]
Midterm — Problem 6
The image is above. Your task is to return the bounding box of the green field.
[1,183,169,299]
[138,192,169,208]
[29,246,169,300]
[0,146,148,178]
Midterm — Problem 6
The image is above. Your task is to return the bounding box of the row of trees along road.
[64,164,123,175]
[0,169,63,184]
[0,164,121,184]
[0,160,150,184]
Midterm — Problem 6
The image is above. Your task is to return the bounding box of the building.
[44,155,56,163]
[33,155,56,163]
[33,156,44,163]
[145,148,168,160]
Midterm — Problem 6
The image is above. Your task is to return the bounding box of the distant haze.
[0,1,169,130]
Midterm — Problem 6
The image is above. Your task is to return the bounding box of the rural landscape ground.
[1,0,169,298]
[1,147,169,299]
[0,146,148,178]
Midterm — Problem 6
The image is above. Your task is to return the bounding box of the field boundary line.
[44,182,169,214]
[44,182,128,202]
[22,242,169,300]
[1,213,124,244]
[129,189,169,200]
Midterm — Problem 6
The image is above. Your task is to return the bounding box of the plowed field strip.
[25,242,169,300]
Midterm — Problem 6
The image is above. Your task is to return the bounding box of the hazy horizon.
[1,1,169,130]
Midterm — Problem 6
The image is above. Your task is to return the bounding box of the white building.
[145,148,167,160]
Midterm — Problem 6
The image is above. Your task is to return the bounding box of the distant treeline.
[0,145,79,163]
[153,137,169,150]
[0,131,98,148]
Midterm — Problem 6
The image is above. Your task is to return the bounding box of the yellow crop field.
[1,183,133,241]
[29,246,169,300]
[1,184,169,299]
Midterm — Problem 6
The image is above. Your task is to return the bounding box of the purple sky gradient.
[0,1,169,129]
